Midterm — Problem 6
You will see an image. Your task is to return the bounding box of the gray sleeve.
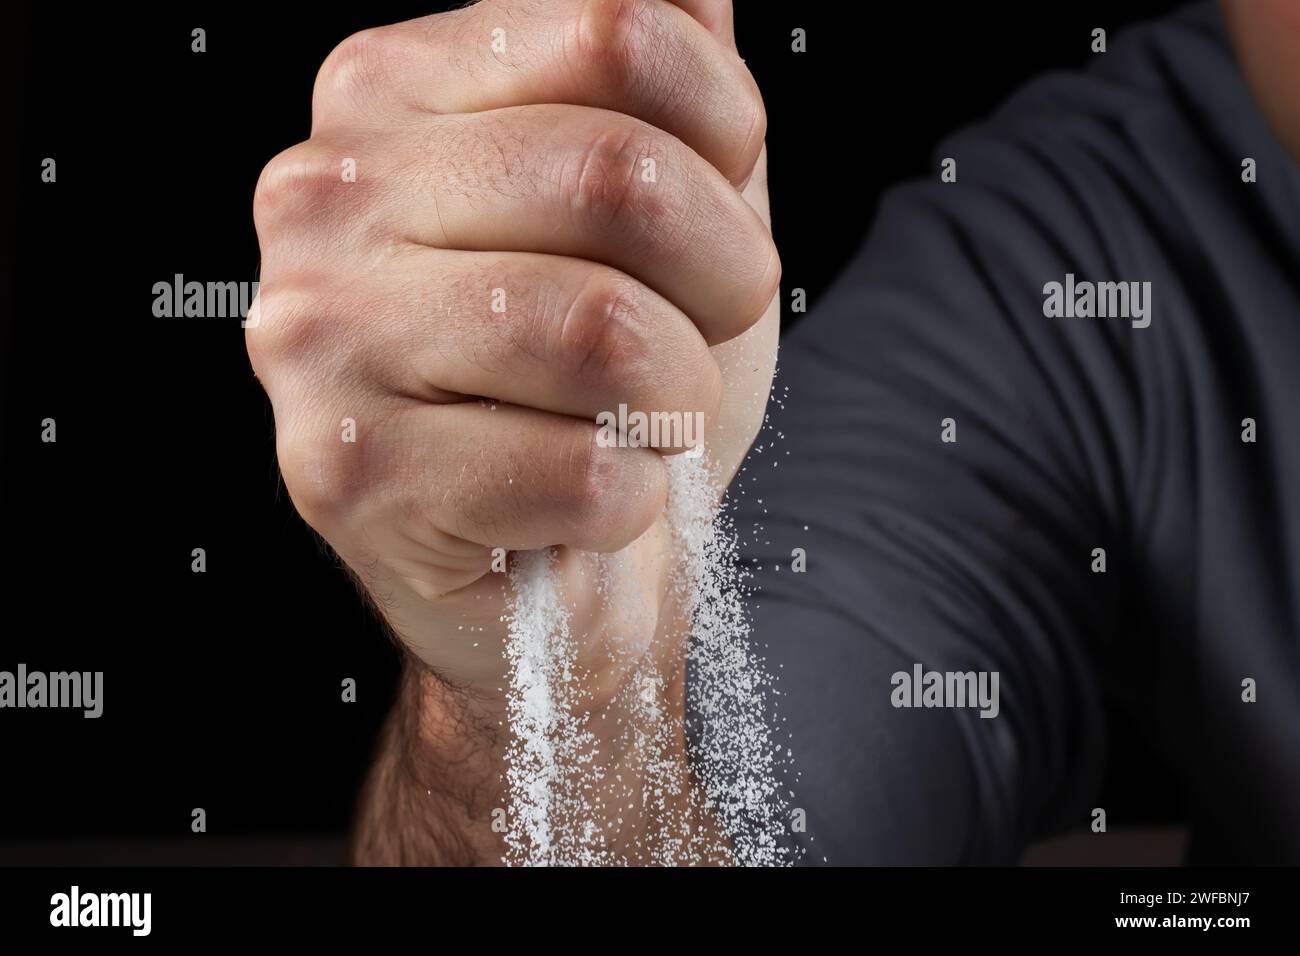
[720,1,1293,864]
[741,171,1131,862]
[734,32,1190,863]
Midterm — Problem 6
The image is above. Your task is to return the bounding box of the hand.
[248,0,778,702]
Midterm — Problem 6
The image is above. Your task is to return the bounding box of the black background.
[3,1,1186,854]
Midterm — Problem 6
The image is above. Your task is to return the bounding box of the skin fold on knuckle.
[253,137,376,258]
[565,125,654,231]
[555,272,647,392]
[277,419,370,532]
[568,432,665,550]
[312,26,410,123]
[572,0,658,97]
[244,278,328,377]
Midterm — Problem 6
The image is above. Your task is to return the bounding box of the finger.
[258,109,779,345]
[276,398,668,556]
[311,0,764,186]
[665,0,735,47]
[389,105,780,345]
[319,250,723,448]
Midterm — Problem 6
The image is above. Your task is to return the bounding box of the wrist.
[352,663,505,866]
[355,624,729,865]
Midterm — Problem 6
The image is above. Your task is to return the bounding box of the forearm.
[351,663,504,865]
[352,588,730,866]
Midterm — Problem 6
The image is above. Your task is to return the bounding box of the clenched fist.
[246,0,779,862]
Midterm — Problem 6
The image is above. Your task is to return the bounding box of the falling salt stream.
[502,452,794,866]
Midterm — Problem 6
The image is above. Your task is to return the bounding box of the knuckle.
[244,279,329,370]
[556,273,645,389]
[573,0,654,92]
[503,424,665,552]
[566,126,668,233]
[313,27,401,113]
[253,142,341,233]
[278,424,367,526]
[569,432,665,547]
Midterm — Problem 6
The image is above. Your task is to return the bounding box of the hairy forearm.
[351,664,505,866]
[352,610,730,866]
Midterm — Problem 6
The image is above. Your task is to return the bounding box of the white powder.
[501,451,795,866]
[501,549,564,865]
[666,453,791,867]
[501,549,604,866]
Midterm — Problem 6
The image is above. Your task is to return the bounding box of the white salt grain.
[665,453,791,867]
[502,549,564,865]
[502,449,795,866]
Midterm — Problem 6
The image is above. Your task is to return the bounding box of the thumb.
[666,0,736,49]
